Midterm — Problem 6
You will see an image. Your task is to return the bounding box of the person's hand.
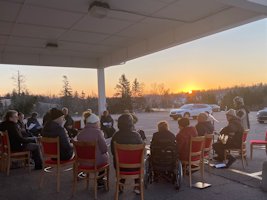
[67,125,72,129]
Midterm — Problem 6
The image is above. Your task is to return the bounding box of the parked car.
[170,104,213,120]
[257,108,267,123]
[209,104,221,112]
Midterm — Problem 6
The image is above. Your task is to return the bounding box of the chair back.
[265,130,267,141]
[189,136,204,158]
[39,136,60,160]
[72,140,97,169]
[1,131,10,155]
[73,120,81,129]
[203,133,214,153]
[242,129,249,148]
[114,142,146,169]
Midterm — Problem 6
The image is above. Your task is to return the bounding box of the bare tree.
[11,70,27,96]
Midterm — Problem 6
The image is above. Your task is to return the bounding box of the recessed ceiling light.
[89,1,110,19]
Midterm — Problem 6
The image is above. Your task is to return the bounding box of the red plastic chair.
[73,120,81,129]
[39,136,75,192]
[114,141,146,200]
[180,136,204,187]
[72,140,110,199]
[0,130,31,175]
[250,130,267,159]
[202,134,214,175]
[224,129,249,169]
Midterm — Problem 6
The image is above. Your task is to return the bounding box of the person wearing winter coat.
[151,120,176,144]
[27,112,42,136]
[111,113,143,195]
[62,107,78,138]
[233,96,250,130]
[176,118,198,161]
[77,111,109,187]
[195,112,214,137]
[0,110,42,169]
[100,110,115,138]
[212,109,244,168]
[42,108,74,161]
[43,108,51,126]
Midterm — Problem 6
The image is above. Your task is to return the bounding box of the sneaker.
[226,156,236,168]
[97,179,105,188]
[133,186,140,195]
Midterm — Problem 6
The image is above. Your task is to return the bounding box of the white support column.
[97,68,106,117]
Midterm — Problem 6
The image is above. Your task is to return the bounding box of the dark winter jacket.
[0,121,31,151]
[220,116,244,147]
[64,114,74,129]
[151,130,176,145]
[236,105,250,130]
[42,121,73,161]
[100,115,114,130]
[27,117,41,136]
[195,121,214,137]
[43,112,51,125]
[111,114,143,167]
[17,120,31,137]
[176,126,198,161]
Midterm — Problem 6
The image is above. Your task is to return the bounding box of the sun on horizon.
[188,91,193,94]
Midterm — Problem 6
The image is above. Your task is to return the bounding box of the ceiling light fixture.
[46,43,58,52]
[89,1,110,19]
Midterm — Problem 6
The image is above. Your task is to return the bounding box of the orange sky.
[1,19,267,98]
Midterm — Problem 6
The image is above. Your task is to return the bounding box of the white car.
[170,104,213,120]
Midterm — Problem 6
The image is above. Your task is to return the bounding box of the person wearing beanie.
[42,108,74,161]
[111,113,143,195]
[77,111,109,188]
[212,109,244,168]
[233,96,250,130]
[175,118,198,161]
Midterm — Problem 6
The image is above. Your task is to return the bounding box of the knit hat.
[233,96,244,104]
[226,109,236,117]
[86,113,100,124]
[178,117,190,128]
[51,108,64,121]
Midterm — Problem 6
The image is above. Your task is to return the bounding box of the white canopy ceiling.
[0,0,266,69]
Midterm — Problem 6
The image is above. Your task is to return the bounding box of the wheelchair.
[144,139,183,190]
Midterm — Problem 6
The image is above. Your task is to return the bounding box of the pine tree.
[60,76,73,110]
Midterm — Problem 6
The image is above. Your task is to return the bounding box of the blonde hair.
[2,110,18,121]
[157,120,169,132]
[82,110,92,124]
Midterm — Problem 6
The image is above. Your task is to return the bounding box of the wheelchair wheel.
[144,158,149,189]
[174,159,183,190]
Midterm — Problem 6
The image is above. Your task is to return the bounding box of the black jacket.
[220,116,244,147]
[151,130,176,144]
[42,121,73,161]
[0,121,31,151]
[100,115,114,130]
[27,117,41,136]
[195,121,214,137]
[111,114,143,165]
[43,112,51,125]
[64,114,74,129]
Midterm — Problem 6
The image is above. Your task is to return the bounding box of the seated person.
[17,112,30,137]
[123,110,138,124]
[212,109,244,168]
[62,107,78,138]
[195,112,214,137]
[0,110,42,169]
[151,120,176,145]
[27,112,42,136]
[77,111,109,188]
[111,114,143,195]
[176,118,198,161]
[43,108,52,126]
[42,108,74,161]
[100,110,115,138]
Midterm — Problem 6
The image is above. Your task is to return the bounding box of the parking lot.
[0,111,267,200]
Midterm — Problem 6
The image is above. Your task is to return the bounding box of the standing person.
[100,110,115,138]
[62,107,78,138]
[233,96,250,130]
[77,111,109,187]
[27,112,42,136]
[111,114,143,195]
[0,110,42,169]
[42,108,74,161]
[195,112,214,137]
[176,118,198,161]
[212,109,244,168]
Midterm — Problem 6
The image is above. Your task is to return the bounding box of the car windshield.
[179,105,192,109]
